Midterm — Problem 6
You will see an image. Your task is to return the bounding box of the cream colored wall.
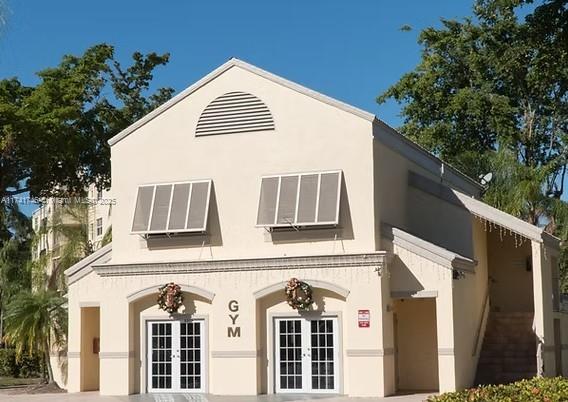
[67,264,389,396]
[387,240,456,393]
[451,219,489,389]
[488,230,533,313]
[373,140,435,232]
[532,242,557,376]
[373,138,474,259]
[406,187,473,259]
[110,65,375,265]
[394,298,438,391]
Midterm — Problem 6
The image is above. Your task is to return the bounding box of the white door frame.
[269,312,343,394]
[142,315,208,394]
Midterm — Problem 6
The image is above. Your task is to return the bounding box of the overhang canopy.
[382,223,477,273]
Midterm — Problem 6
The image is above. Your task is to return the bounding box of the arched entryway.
[253,279,349,395]
[126,284,214,394]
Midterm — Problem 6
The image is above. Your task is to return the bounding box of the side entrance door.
[274,316,339,393]
[147,319,205,393]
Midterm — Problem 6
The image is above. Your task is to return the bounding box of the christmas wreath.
[157,282,183,314]
[285,278,313,311]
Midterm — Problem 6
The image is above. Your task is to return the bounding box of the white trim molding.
[67,352,81,359]
[93,252,390,278]
[391,290,438,299]
[345,348,394,357]
[127,284,215,303]
[65,243,112,285]
[210,350,258,358]
[79,301,100,308]
[98,351,134,359]
[438,348,454,356]
[254,279,350,299]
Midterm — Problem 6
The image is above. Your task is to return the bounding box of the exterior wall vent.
[196,91,275,136]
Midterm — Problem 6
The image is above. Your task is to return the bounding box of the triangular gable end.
[108,58,376,147]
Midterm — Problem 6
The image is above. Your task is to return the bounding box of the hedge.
[428,377,568,402]
[0,348,41,378]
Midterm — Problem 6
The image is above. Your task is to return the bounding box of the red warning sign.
[358,309,370,328]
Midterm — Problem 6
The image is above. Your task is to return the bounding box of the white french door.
[147,320,205,393]
[274,317,339,393]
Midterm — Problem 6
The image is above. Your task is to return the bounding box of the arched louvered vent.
[196,91,275,136]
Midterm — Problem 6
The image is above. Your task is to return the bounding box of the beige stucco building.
[64,59,568,397]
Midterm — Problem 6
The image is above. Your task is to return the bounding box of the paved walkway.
[0,391,434,402]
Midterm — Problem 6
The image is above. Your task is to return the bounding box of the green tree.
[101,225,112,247]
[378,0,568,285]
[1,43,173,199]
[0,203,32,345]
[2,290,66,384]
[31,200,92,292]
[0,43,173,379]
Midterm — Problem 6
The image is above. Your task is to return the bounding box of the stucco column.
[344,266,389,397]
[437,276,457,393]
[379,268,396,396]
[209,292,258,395]
[66,298,81,392]
[99,295,131,395]
[531,241,555,376]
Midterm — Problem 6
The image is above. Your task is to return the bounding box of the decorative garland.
[157,282,183,314]
[285,278,313,311]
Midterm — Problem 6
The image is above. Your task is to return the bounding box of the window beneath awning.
[131,180,212,235]
[256,171,342,229]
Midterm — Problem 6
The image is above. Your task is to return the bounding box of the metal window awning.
[131,180,212,235]
[256,170,342,229]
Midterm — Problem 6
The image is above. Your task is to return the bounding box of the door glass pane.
[150,322,172,390]
[310,319,336,390]
[278,319,302,390]
[179,321,202,390]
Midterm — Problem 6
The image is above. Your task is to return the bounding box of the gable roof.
[108,57,483,195]
[64,243,112,285]
[108,58,375,147]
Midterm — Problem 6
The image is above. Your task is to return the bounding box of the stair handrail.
[472,288,490,356]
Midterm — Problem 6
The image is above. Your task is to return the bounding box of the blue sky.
[0,0,477,215]
[0,1,477,124]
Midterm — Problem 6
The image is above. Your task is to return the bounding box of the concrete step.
[478,356,536,365]
[474,312,537,386]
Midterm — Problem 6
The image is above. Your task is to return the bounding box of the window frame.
[255,170,342,229]
[96,217,103,237]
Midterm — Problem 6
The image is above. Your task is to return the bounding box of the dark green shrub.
[429,377,568,402]
[0,348,18,377]
[17,354,41,378]
[0,348,41,378]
